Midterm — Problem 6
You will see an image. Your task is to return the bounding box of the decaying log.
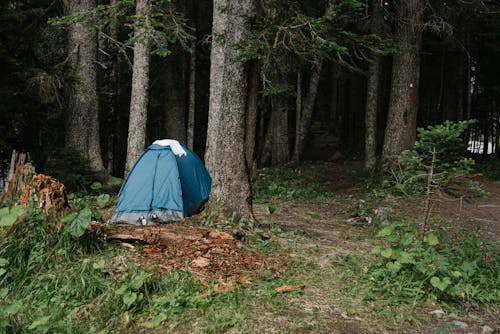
[92,220,234,248]
[0,150,35,202]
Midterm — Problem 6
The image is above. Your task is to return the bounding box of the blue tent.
[110,140,211,225]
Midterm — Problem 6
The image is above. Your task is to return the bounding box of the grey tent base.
[110,202,205,225]
[110,210,184,225]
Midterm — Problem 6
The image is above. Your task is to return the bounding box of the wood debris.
[275,284,305,293]
[18,174,67,214]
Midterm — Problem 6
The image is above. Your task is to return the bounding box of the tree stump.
[0,150,35,203]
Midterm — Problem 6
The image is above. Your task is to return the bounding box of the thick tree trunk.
[205,0,255,220]
[187,37,197,150]
[245,61,259,170]
[364,0,384,171]
[382,0,425,164]
[125,0,152,175]
[64,0,104,172]
[293,62,323,162]
[163,49,187,142]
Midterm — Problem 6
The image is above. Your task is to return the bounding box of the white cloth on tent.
[153,139,187,156]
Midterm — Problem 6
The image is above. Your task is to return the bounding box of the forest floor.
[107,162,499,333]
[248,162,500,334]
[1,161,498,334]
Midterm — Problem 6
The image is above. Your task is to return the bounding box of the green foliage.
[61,207,92,238]
[367,221,499,304]
[253,163,334,203]
[240,0,394,97]
[0,205,25,227]
[48,0,194,58]
[394,120,477,195]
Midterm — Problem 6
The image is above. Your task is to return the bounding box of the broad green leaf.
[0,206,25,227]
[451,271,462,278]
[93,259,106,270]
[400,233,415,247]
[386,261,402,273]
[0,287,8,298]
[397,251,416,264]
[28,316,51,330]
[460,260,477,276]
[0,269,6,277]
[107,176,122,186]
[140,313,168,329]
[67,207,92,238]
[376,226,394,238]
[129,272,148,290]
[96,194,110,207]
[115,284,128,296]
[0,258,8,266]
[90,182,103,190]
[430,276,451,291]
[61,211,78,224]
[1,300,22,315]
[371,246,382,254]
[380,248,393,258]
[123,292,137,308]
[265,204,276,215]
[424,233,439,246]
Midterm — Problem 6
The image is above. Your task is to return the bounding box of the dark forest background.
[0,0,499,183]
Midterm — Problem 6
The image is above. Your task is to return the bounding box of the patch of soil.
[393,178,500,240]
[94,222,281,282]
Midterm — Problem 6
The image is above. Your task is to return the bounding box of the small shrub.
[394,120,477,196]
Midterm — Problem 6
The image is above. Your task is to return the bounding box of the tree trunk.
[293,62,323,162]
[245,61,259,170]
[187,37,197,150]
[63,0,104,172]
[271,93,290,165]
[382,0,425,164]
[205,0,255,220]
[365,0,386,170]
[125,0,152,175]
[163,49,187,143]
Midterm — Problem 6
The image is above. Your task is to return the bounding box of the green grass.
[253,163,336,203]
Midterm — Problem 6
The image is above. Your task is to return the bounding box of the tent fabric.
[110,141,211,225]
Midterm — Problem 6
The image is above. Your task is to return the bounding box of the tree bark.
[187,37,197,150]
[63,0,104,172]
[292,62,323,162]
[125,0,152,175]
[364,0,384,171]
[205,0,255,220]
[382,0,425,164]
[245,61,259,170]
[163,49,187,143]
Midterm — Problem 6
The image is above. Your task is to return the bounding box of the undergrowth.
[253,163,335,203]
[366,221,499,304]
[0,199,292,333]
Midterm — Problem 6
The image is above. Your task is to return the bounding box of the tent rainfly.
[110,139,211,225]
